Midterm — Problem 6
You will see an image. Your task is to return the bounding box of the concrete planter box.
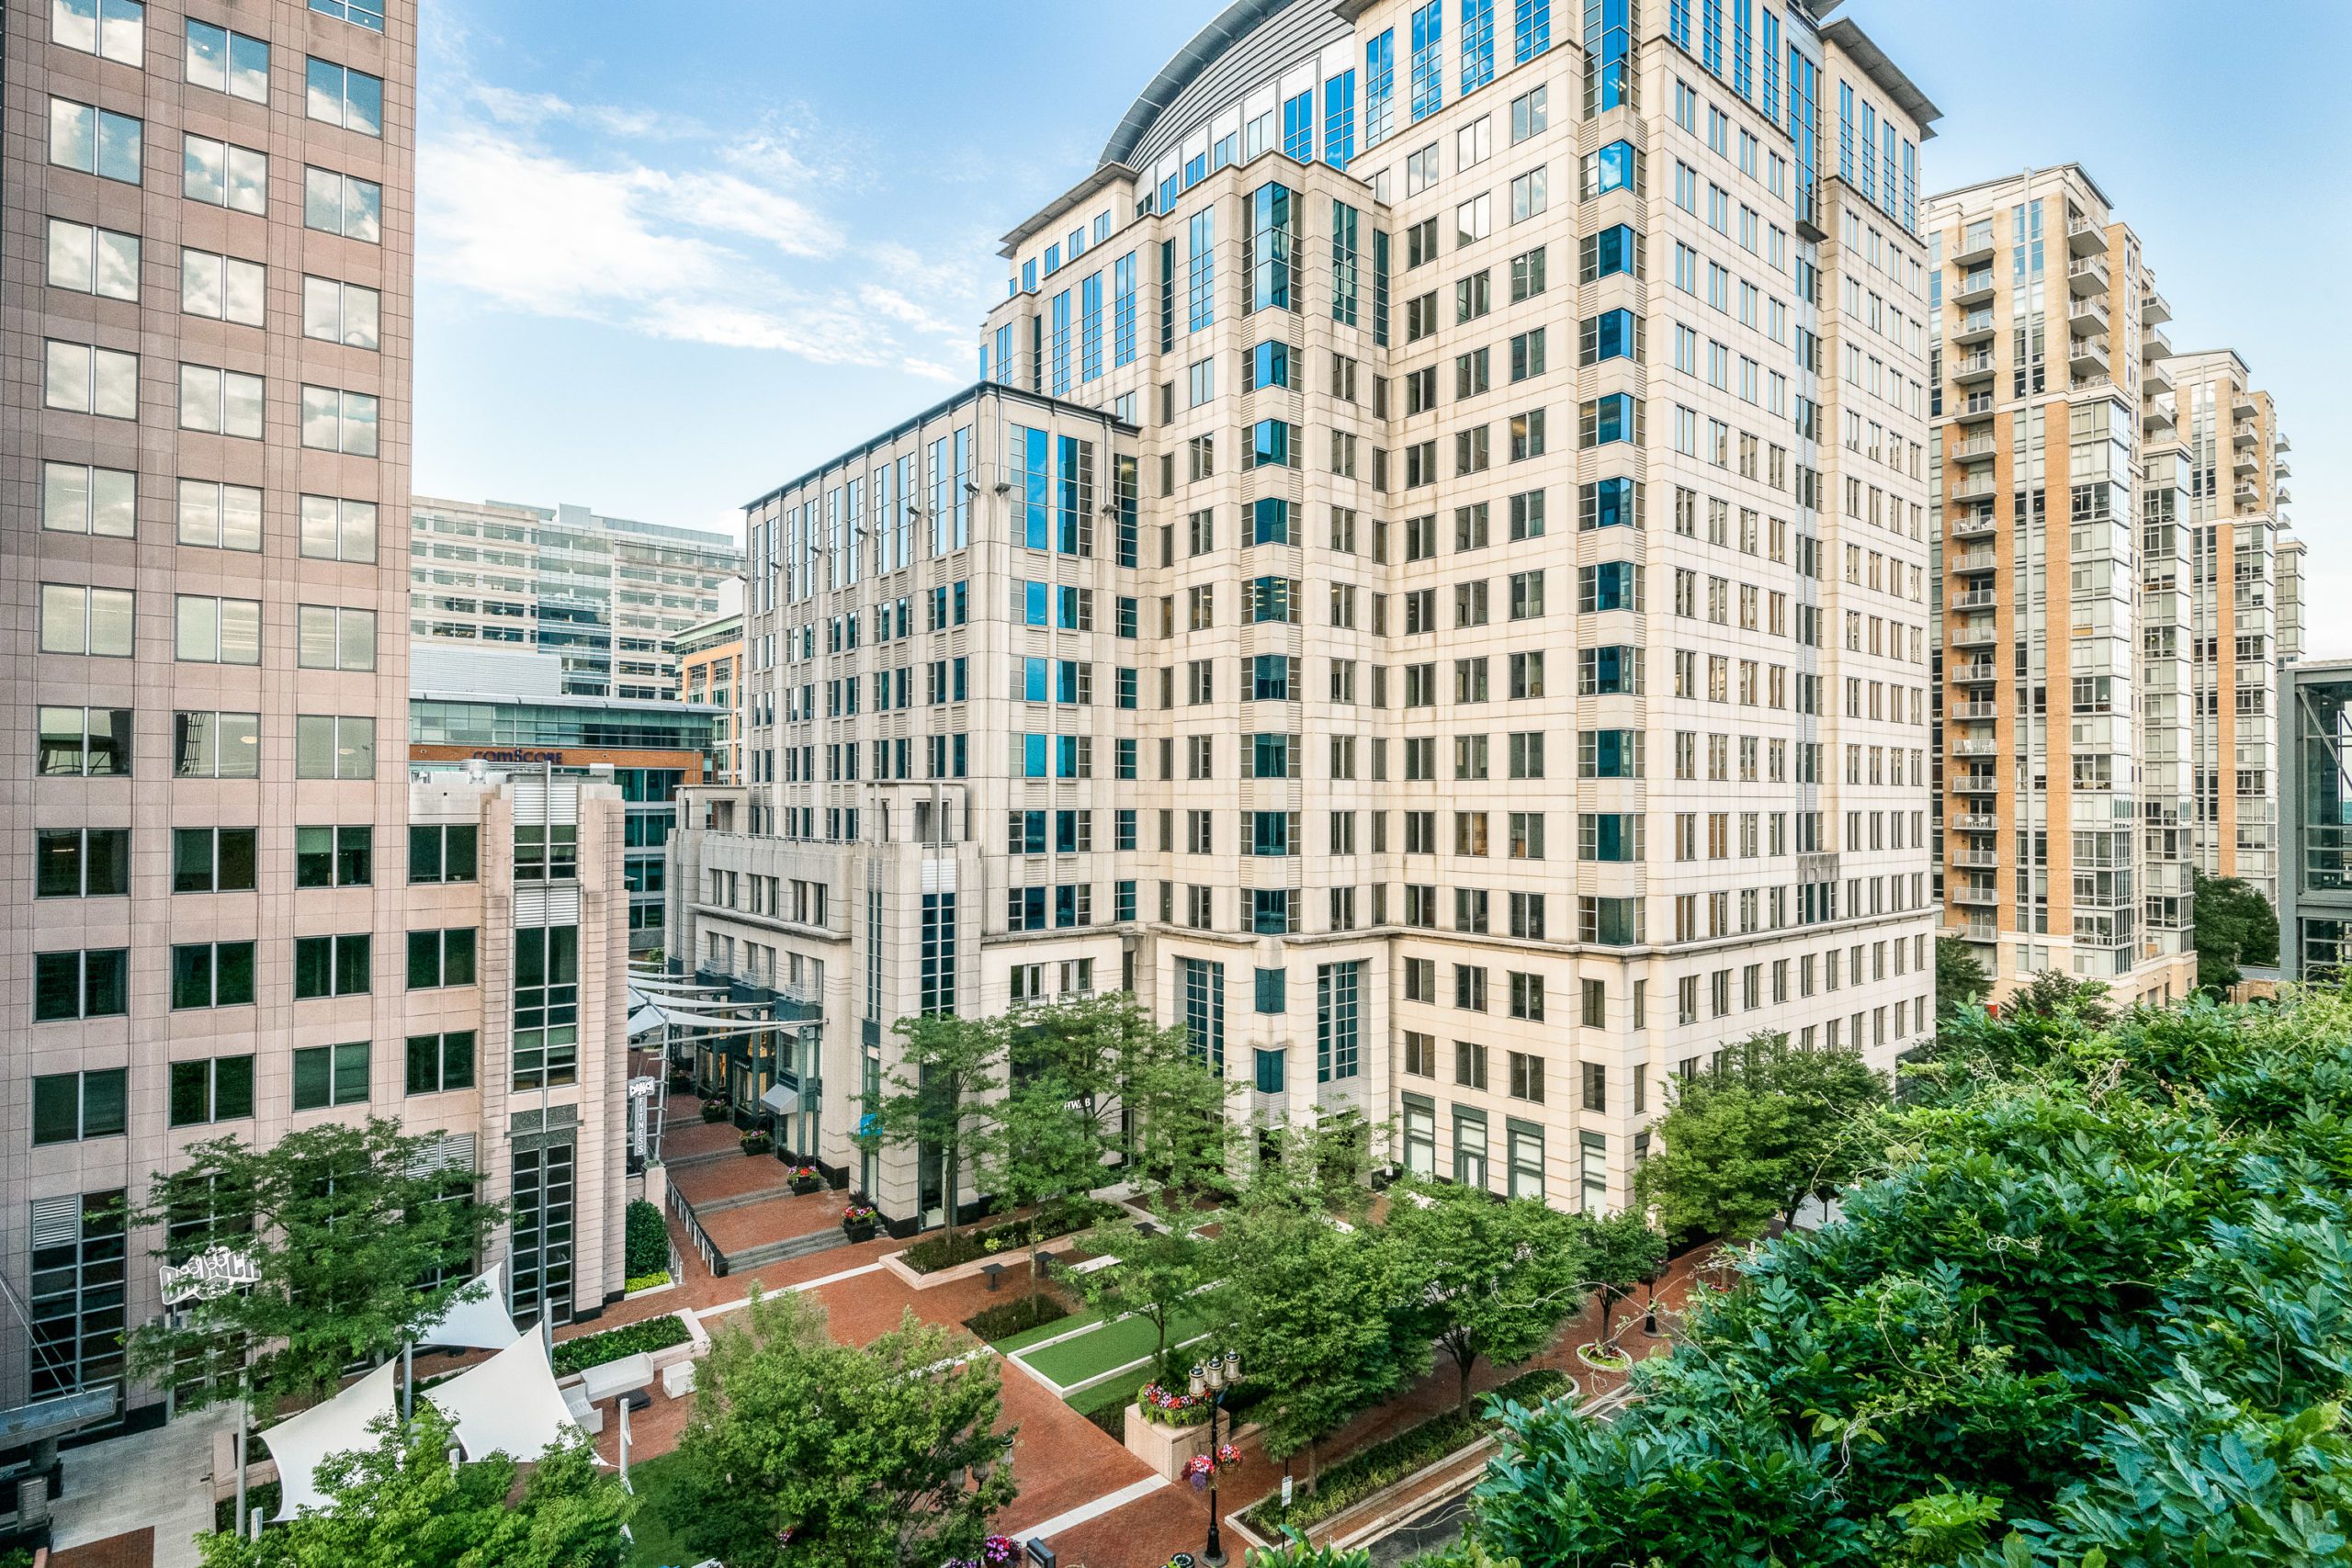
[880,1244,1069,1292]
[1122,1404,1261,1483]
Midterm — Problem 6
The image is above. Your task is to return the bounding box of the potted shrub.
[699,1100,727,1124]
[841,1200,878,1242]
[1134,1379,1211,1427]
[740,1130,773,1157]
[787,1164,823,1196]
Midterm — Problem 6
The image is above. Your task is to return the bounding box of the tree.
[2006,969,2114,1026]
[128,1120,502,1417]
[1212,1178,1411,1492]
[2193,869,2281,995]
[1033,992,1234,1198]
[1632,1032,1889,1245]
[866,1011,1004,1245]
[1935,937,1991,1018]
[1386,1180,1595,1411]
[980,1012,1110,1293]
[195,1405,629,1568]
[667,1289,1013,1568]
[1076,1198,1213,1383]
[1580,1209,1669,1346]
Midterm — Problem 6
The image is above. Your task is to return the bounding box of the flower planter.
[842,1221,877,1244]
[1123,1404,1263,1483]
[790,1178,822,1196]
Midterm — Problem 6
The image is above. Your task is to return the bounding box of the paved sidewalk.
[51,1404,235,1568]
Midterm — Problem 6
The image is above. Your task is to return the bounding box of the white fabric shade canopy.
[427,1324,593,1464]
[416,1261,514,1352]
[261,1359,398,1521]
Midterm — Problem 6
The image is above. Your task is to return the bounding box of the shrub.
[963,1292,1070,1342]
[549,1313,693,1377]
[739,1131,773,1156]
[897,1203,1101,1274]
[624,1199,669,1278]
[624,1271,672,1294]
[1135,1379,1211,1427]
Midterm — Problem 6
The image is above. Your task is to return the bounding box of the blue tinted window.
[1250,340,1291,390]
[1591,561,1634,611]
[1584,476,1634,530]
[1255,1048,1286,1093]
[1594,141,1635,194]
[1324,71,1357,170]
[1253,654,1291,700]
[1252,498,1291,545]
[1282,91,1315,161]
[1593,308,1635,362]
[1592,223,1635,278]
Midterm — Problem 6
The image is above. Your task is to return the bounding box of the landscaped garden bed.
[1233,1367,1572,1538]
[963,1291,1071,1342]
[549,1313,693,1377]
[897,1201,1104,1275]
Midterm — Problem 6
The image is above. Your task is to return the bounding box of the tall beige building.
[1925,166,2196,1002]
[2156,348,2301,907]
[673,0,1940,1226]
[3,0,627,1439]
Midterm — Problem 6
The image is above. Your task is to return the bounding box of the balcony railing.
[1950,474,1999,503]
[1952,510,1997,538]
[1951,774,2000,795]
[1952,660,1998,683]
[1951,436,1997,460]
[1952,812,1997,831]
[1950,700,1998,721]
[1950,587,1998,612]
[1953,310,1998,343]
[1950,738,1998,759]
[1952,550,1996,574]
[1952,849,1999,869]
[1951,625,1999,649]
[1952,885,2001,906]
[1953,391,1999,422]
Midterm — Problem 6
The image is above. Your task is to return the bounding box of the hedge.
[1237,1368,1572,1536]
[625,1199,669,1277]
[899,1201,1102,1274]
[964,1292,1070,1342]
[549,1313,693,1377]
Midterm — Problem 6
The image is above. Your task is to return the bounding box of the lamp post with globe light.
[1188,1349,1245,1566]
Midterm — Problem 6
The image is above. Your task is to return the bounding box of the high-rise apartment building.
[672,0,1940,1225]
[409,495,739,700]
[2,0,628,1439]
[1924,166,2197,1004]
[2156,348,2301,906]
[673,610,743,785]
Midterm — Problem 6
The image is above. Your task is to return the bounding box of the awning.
[427,1324,592,1464]
[263,1359,398,1520]
[758,1083,800,1116]
[416,1262,513,1352]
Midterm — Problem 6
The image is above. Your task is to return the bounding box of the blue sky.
[413,1,2352,649]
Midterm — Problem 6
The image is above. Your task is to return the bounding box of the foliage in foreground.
[1463,985,2352,1566]
[195,1404,630,1568]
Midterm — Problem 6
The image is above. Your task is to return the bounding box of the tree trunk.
[943,1145,960,1245]
[1598,1287,1615,1343]
[1306,1438,1321,1494]
[1455,1341,1478,1412]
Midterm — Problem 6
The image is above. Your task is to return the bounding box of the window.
[169,1056,256,1126]
[302,276,380,349]
[1508,1121,1545,1200]
[410,825,480,884]
[184,133,267,212]
[294,825,372,888]
[173,827,256,893]
[44,342,138,418]
[297,604,377,669]
[32,1070,127,1145]
[176,480,263,551]
[1509,1051,1544,1103]
[171,942,255,1010]
[178,364,266,437]
[305,57,383,135]
[293,934,371,999]
[50,99,143,183]
[299,495,379,562]
[38,829,129,898]
[406,1032,477,1095]
[175,711,259,778]
[309,0,385,30]
[1511,85,1548,142]
[407,929,478,989]
[175,594,261,663]
[38,707,130,777]
[1510,167,1548,222]
[292,1042,370,1110]
[301,386,379,455]
[56,0,144,64]
[295,714,375,779]
[1584,140,1637,197]
[46,219,139,300]
[187,18,269,101]
[182,249,266,326]
[34,949,128,1022]
[1317,962,1362,1082]
[304,167,383,242]
[42,462,135,537]
[40,583,134,657]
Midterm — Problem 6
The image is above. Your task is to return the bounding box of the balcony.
[1954,270,1997,308]
[2278,485,2292,504]
[1950,587,1998,613]
[1951,227,1996,268]
[1950,738,1998,760]
[1951,699,1998,722]
[1952,310,1998,347]
[2144,358,2174,395]
[1951,773,2000,795]
[2067,254,2109,296]
[2276,434,2291,454]
[2235,483,2260,507]
[1952,391,1999,424]
[2143,288,2172,325]
[2143,400,2176,436]
[2233,421,2258,450]
[1953,885,2002,907]
[2234,391,2258,421]
[2069,333,2109,378]
[1952,660,1999,685]
[2143,323,2171,361]
[2234,450,2259,479]
[1953,812,1997,832]
[1951,351,1997,385]
[1951,624,1999,649]
[1950,472,1999,504]
[2067,214,2107,255]
[1951,435,1998,462]
[1952,849,2000,869]
[1951,509,1997,539]
[2274,457,2291,479]
[2068,296,2109,336]
[1951,549,1996,575]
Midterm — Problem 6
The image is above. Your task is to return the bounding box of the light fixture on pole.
[1187,1348,1244,1567]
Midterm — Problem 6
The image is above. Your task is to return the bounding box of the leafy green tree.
[1386,1180,1593,1411]
[666,1288,1014,1568]
[866,1012,1004,1246]
[1936,936,1991,1018]
[128,1120,502,1417]
[1632,1033,1889,1244]
[195,1405,629,1568]
[981,1013,1110,1292]
[2192,869,2281,995]
[1580,1210,1669,1345]
[1076,1199,1213,1383]
[1034,992,1234,1197]
[1212,1175,1410,1492]
[2005,969,2114,1026]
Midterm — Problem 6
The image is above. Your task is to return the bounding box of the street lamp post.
[1189,1349,1244,1568]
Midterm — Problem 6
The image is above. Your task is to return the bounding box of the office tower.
[671,0,1939,1226]
[2157,349,2301,907]
[673,610,743,785]
[1924,165,2198,1004]
[408,495,740,700]
[2,0,628,1439]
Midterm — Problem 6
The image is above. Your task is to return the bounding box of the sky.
[412,1,2352,651]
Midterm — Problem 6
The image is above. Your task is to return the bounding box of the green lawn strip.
[1234,1368,1573,1539]
[1067,1374,1139,1417]
[1020,1305,1210,1388]
[988,1302,1104,1354]
[620,1450,696,1568]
